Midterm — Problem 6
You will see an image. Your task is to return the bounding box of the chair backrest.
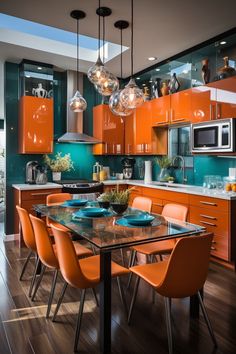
[162,203,188,221]
[29,214,59,269]
[16,205,37,252]
[132,196,152,213]
[46,193,71,206]
[157,233,213,298]
[51,225,94,289]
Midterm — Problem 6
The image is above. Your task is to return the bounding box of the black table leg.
[35,211,42,274]
[190,288,203,318]
[100,251,111,354]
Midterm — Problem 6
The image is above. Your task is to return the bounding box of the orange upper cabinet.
[93,104,124,155]
[151,96,171,126]
[125,113,135,154]
[191,85,217,123]
[170,89,192,124]
[209,77,236,119]
[19,96,53,154]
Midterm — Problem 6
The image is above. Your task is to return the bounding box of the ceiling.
[0,0,236,78]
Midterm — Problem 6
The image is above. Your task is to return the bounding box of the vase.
[217,56,236,80]
[158,168,170,182]
[32,83,48,98]
[161,82,169,96]
[201,59,210,84]
[151,78,161,99]
[52,172,61,181]
[169,73,180,94]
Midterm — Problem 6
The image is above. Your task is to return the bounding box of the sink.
[150,182,191,189]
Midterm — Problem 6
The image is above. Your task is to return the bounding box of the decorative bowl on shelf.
[80,207,107,217]
[110,202,128,215]
[123,213,155,226]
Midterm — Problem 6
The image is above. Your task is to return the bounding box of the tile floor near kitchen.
[0,236,235,354]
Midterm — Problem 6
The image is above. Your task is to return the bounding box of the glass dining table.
[34,204,205,354]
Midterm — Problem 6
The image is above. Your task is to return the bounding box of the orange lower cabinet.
[170,89,192,124]
[19,96,53,154]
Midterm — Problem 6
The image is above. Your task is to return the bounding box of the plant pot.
[52,172,61,181]
[98,201,110,209]
[110,202,128,215]
[158,168,170,182]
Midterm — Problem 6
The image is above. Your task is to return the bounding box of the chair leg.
[28,256,41,298]
[127,250,137,289]
[19,250,33,280]
[128,276,140,325]
[164,297,173,354]
[120,248,125,267]
[31,265,46,301]
[52,282,68,322]
[197,291,217,347]
[117,277,128,317]
[46,269,59,318]
[74,289,86,352]
[91,287,99,307]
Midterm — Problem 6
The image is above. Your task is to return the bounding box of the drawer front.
[189,206,229,237]
[21,199,46,214]
[143,187,189,204]
[189,194,229,212]
[211,234,229,261]
[21,188,62,201]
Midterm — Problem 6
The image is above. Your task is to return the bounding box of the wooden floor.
[0,235,235,354]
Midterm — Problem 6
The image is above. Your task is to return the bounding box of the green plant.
[101,186,134,204]
[97,192,113,202]
[156,156,172,169]
[43,152,74,172]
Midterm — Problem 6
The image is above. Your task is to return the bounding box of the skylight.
[0,13,128,63]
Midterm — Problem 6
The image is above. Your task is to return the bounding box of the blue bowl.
[123,213,155,226]
[80,207,107,217]
[65,199,88,206]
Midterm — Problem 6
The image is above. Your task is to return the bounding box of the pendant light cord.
[98,0,101,58]
[103,15,105,63]
[77,18,79,91]
[131,0,134,78]
[120,28,123,79]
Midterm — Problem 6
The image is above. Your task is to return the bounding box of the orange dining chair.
[128,233,217,354]
[29,214,93,318]
[127,203,188,288]
[51,224,130,352]
[132,196,152,213]
[16,205,39,297]
[46,192,72,232]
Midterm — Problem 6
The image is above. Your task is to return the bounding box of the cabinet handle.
[200,220,217,227]
[31,192,52,196]
[172,117,185,122]
[209,104,212,120]
[216,103,221,119]
[131,188,141,192]
[153,202,163,207]
[154,121,167,125]
[200,214,217,220]
[199,201,217,206]
[211,246,216,250]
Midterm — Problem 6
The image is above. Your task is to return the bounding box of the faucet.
[172,155,187,184]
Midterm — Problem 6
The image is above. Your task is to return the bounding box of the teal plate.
[116,217,161,228]
[62,199,88,207]
[123,214,155,226]
[72,209,113,220]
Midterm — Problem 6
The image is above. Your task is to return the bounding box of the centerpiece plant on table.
[43,152,74,181]
[98,185,134,214]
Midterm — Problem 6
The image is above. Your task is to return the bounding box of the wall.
[0,60,4,119]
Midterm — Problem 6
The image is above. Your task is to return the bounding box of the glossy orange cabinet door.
[125,113,135,154]
[151,96,171,126]
[93,104,124,155]
[191,86,217,123]
[19,96,53,154]
[211,77,236,119]
[134,101,155,154]
[170,89,192,124]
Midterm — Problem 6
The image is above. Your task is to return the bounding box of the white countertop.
[12,182,61,191]
[103,179,236,200]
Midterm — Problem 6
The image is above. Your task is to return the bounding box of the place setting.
[72,206,114,221]
[61,198,89,207]
[116,212,161,228]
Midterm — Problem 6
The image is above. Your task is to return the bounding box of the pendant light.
[69,10,87,112]
[109,20,132,116]
[96,9,119,96]
[120,0,144,109]
[87,2,110,86]
[87,2,119,96]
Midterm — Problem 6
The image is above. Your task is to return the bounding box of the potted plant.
[156,156,172,182]
[109,185,133,214]
[43,152,74,181]
[97,192,112,209]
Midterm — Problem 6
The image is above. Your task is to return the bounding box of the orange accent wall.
[19,96,53,154]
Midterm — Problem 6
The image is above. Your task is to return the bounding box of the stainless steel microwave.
[192,118,235,153]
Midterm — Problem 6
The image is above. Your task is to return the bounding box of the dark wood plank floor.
[0,235,235,354]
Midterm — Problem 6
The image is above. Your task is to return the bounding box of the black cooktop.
[56,180,98,185]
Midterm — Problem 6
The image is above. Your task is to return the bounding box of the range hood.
[58,71,100,144]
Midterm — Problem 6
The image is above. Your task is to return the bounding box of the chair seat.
[132,239,175,255]
[79,255,130,283]
[130,260,168,288]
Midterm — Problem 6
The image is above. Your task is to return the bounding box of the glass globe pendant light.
[109,20,132,116]
[69,10,87,112]
[120,0,144,109]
